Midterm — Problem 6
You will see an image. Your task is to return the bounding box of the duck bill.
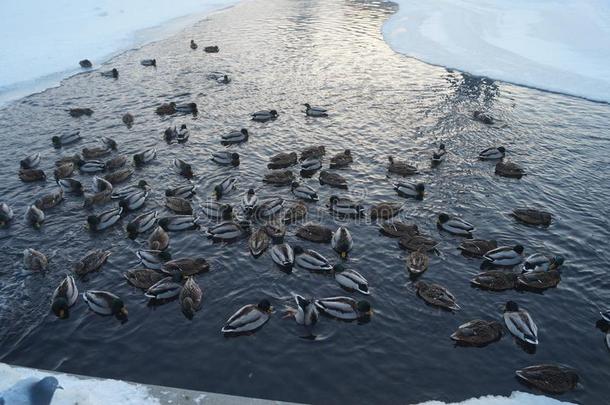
[340,251,347,259]
[120,308,129,317]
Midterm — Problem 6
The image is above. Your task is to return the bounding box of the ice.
[382,0,610,103]
[0,0,239,106]
[417,391,574,405]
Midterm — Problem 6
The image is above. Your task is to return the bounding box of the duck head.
[329,195,339,205]
[293,245,305,255]
[51,296,70,319]
[51,136,62,148]
[438,213,450,223]
[291,181,300,190]
[126,222,139,239]
[257,299,272,312]
[357,300,372,316]
[514,245,525,254]
[270,109,278,117]
[111,68,119,78]
[87,215,100,230]
[214,185,223,200]
[498,146,506,153]
[416,183,425,197]
[241,128,249,136]
[303,103,311,109]
[505,300,519,312]
[112,298,128,318]
[333,263,345,273]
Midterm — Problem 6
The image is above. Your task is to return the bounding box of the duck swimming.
[83,290,128,318]
[163,257,210,276]
[35,188,64,210]
[123,269,166,290]
[388,156,418,176]
[319,170,348,189]
[394,182,424,199]
[158,215,199,231]
[175,103,198,114]
[495,161,525,178]
[126,210,158,240]
[207,221,250,242]
[51,275,78,318]
[251,109,278,122]
[271,242,294,270]
[370,202,402,220]
[431,143,446,165]
[333,264,369,295]
[212,151,240,167]
[180,277,203,319]
[503,301,538,345]
[73,249,111,276]
[517,268,562,291]
[173,158,194,179]
[104,168,134,185]
[141,59,156,67]
[329,150,352,169]
[133,148,157,166]
[100,68,119,78]
[415,281,460,311]
[479,146,506,160]
[288,295,318,326]
[263,170,294,186]
[166,184,195,199]
[137,249,171,270]
[473,110,494,125]
[291,182,318,201]
[202,201,233,221]
[483,245,524,267]
[119,189,148,211]
[145,276,182,300]
[512,208,552,226]
[458,239,497,258]
[314,297,371,321]
[20,153,41,169]
[329,196,364,218]
[23,248,48,271]
[406,249,429,276]
[221,129,249,145]
[399,234,438,252]
[221,299,272,335]
[379,221,419,238]
[77,159,106,174]
[24,204,45,229]
[54,162,75,179]
[268,152,297,169]
[0,202,14,227]
[214,176,237,199]
[122,113,134,127]
[516,364,579,394]
[437,213,474,237]
[52,131,81,148]
[166,196,193,215]
[450,320,503,347]
[112,180,149,200]
[249,228,270,257]
[19,169,46,182]
[242,189,258,216]
[332,226,353,258]
[148,226,169,250]
[300,145,325,162]
[283,201,307,224]
[522,254,564,273]
[79,59,92,68]
[296,223,333,243]
[87,207,123,231]
[471,270,517,291]
[190,40,198,49]
[69,108,93,118]
[293,246,333,272]
[204,45,219,53]
[82,146,111,159]
[303,103,328,117]
[57,178,83,194]
[156,102,176,115]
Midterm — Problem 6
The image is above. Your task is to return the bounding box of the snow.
[417,391,575,405]
[0,0,240,106]
[382,0,610,103]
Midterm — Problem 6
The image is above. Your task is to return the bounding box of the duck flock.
[1,39,607,398]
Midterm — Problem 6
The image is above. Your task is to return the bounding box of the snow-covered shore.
[382,0,610,103]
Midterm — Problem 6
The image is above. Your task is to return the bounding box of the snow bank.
[0,0,239,106]
[417,391,574,405]
[382,0,610,103]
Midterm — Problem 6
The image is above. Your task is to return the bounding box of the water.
[1,0,609,403]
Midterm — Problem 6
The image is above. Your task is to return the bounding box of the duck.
[479,146,506,160]
[394,182,424,199]
[431,143,446,165]
[145,276,183,300]
[471,270,517,291]
[293,246,333,272]
[512,208,552,226]
[251,109,278,122]
[51,275,78,318]
[77,159,105,174]
[92,176,113,193]
[450,320,503,347]
[473,110,494,125]
[263,170,294,186]
[319,170,348,189]
[83,190,111,208]
[415,281,460,310]
[300,145,326,162]
[303,103,328,117]
[165,197,192,215]
[218,74,230,84]
[35,188,64,210]
[122,113,134,127]
[291,181,318,201]
[68,107,93,117]
[333,264,369,294]
[600,310,610,323]
[214,176,237,199]
[0,202,14,227]
[264,222,285,240]
[242,189,258,215]
[329,150,352,169]
[162,257,210,276]
[483,245,524,267]
[52,131,81,148]
[289,295,319,326]
[207,220,250,242]
[190,39,198,49]
[175,103,198,114]
[300,157,322,175]
[87,207,122,231]
[249,228,270,257]
[119,189,148,211]
[517,269,562,290]
[56,178,83,194]
[202,201,233,220]
[399,234,438,252]
[148,226,170,250]
[165,184,195,199]
[221,300,272,334]
[495,161,525,178]
[437,213,474,237]
[126,210,158,240]
[503,301,538,344]
[255,197,285,219]
[271,243,294,269]
[136,249,172,270]
[212,151,240,167]
[283,201,308,224]
[23,248,48,271]
[79,59,92,68]
[20,153,41,169]
[171,158,193,179]
[329,195,364,218]
[522,254,564,273]
[458,239,497,257]
[19,169,46,182]
[83,290,128,318]
[24,205,45,229]
[158,215,199,231]
[163,127,178,143]
[314,297,371,321]
[54,162,75,179]
[221,128,249,145]
[296,223,333,243]
[268,152,297,169]
[370,202,402,220]
[123,268,165,290]
[103,168,134,185]
[73,249,111,276]
[406,250,429,276]
[156,102,176,115]
[388,156,418,176]
[379,221,419,238]
[516,364,579,394]
[82,146,111,159]
[140,58,156,66]
[100,68,119,78]
[133,148,156,166]
[332,226,353,258]
[180,277,203,319]
[112,180,149,200]
[204,45,219,53]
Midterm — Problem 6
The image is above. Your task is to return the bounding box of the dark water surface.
[1,0,610,403]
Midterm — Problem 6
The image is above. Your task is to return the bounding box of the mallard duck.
[100,68,119,78]
[450,320,503,347]
[290,295,318,326]
[83,290,128,317]
[23,248,48,271]
[249,228,270,257]
[283,201,307,224]
[300,157,322,175]
[103,168,134,185]
[123,269,165,290]
[141,58,156,66]
[102,136,118,149]
[92,176,113,193]
[255,197,284,219]
[20,153,41,169]
[319,170,348,189]
[512,208,552,226]
[180,277,203,319]
[164,126,178,143]
[77,159,105,174]
[329,150,352,169]
[406,250,429,275]
[82,146,110,159]
[137,249,171,270]
[431,143,446,164]
[370,202,402,220]
[263,170,294,186]
[333,264,369,294]
[522,254,564,273]
[271,243,294,269]
[495,161,525,178]
[54,162,75,179]
[212,151,240,167]
[437,213,474,237]
[303,104,328,117]
[68,107,93,117]
[19,169,46,182]
[300,145,325,161]
[379,221,419,238]
[166,184,195,199]
[473,111,494,124]
[314,297,371,321]
[332,226,353,258]
[87,207,122,231]
[174,103,197,114]
[133,148,156,166]
[52,131,81,148]
[173,158,194,178]
[483,245,524,267]
[73,249,111,276]
[165,197,193,215]
[148,226,169,250]
[56,178,83,194]
[202,201,233,220]
[207,221,250,242]
[122,113,134,127]
[388,156,418,176]
[458,239,497,257]
[79,59,92,68]
[268,152,297,169]
[217,75,230,84]
[329,195,364,218]
[204,45,219,53]
[24,204,45,229]
[145,276,182,300]
[190,39,198,49]
[291,181,318,201]
[264,222,285,240]
[112,180,149,200]
[399,234,438,252]
[221,300,272,334]
[479,146,506,160]
[296,223,332,243]
[415,281,459,310]
[517,269,561,290]
[471,270,517,291]
[516,364,579,394]
[51,275,78,318]
[394,182,424,199]
[294,246,333,272]
[251,110,278,122]
[55,154,81,167]
[0,202,14,227]
[214,176,237,199]
[503,301,538,344]
[156,102,176,115]
[242,189,258,215]
[118,189,148,211]
[221,129,249,145]
[163,257,210,276]
[158,215,199,231]
[35,188,64,210]
[126,211,158,240]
